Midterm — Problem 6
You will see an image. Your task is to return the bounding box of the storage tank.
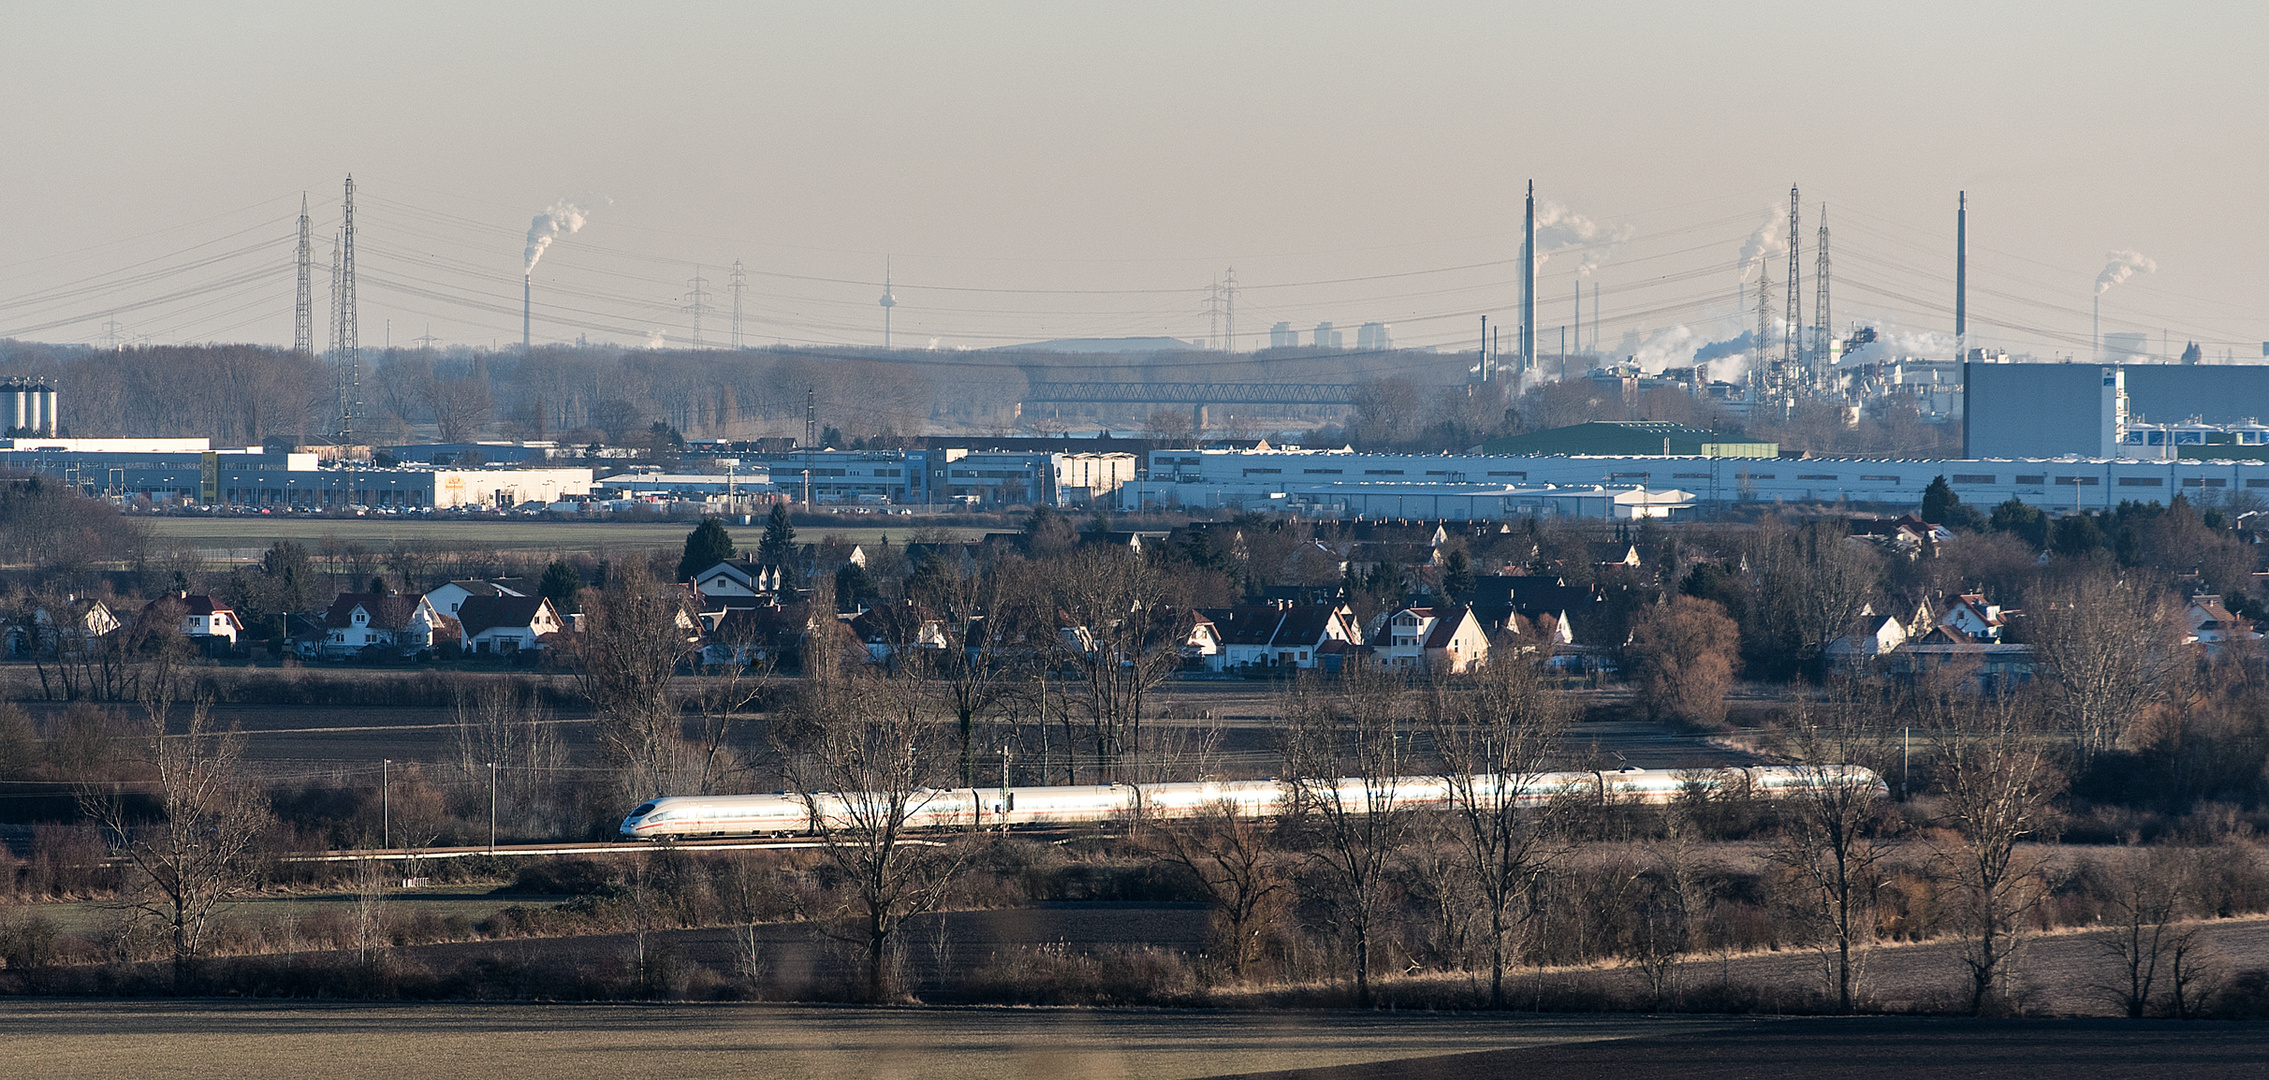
[38,386,55,435]
[24,384,43,436]
[3,383,23,433]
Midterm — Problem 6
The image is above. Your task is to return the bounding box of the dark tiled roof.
[457,595,551,637]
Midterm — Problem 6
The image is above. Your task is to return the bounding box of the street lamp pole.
[488,761,498,853]
[382,758,391,849]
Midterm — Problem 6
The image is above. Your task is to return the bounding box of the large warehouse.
[1127,445,2269,517]
[1965,362,2269,459]
[0,440,593,508]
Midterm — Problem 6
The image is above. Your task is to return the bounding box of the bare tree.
[777,665,967,1001]
[1420,658,1575,1008]
[85,678,272,988]
[908,556,1018,785]
[449,680,567,833]
[2024,570,2187,765]
[1625,596,1741,725]
[1766,680,1896,1012]
[569,558,698,798]
[1928,693,2066,1015]
[1137,796,1288,980]
[1282,664,1411,1007]
[2090,847,2204,1019]
[1048,545,1182,781]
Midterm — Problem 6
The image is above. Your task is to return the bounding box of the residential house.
[310,593,450,659]
[1849,515,1955,557]
[1460,574,1599,644]
[849,601,948,662]
[1178,610,1223,669]
[143,594,243,648]
[7,599,119,658]
[2185,594,2260,651]
[689,558,791,600]
[455,595,564,655]
[1828,613,1910,667]
[1209,601,1364,671]
[1372,604,1490,674]
[1939,593,2009,643]
[425,579,529,621]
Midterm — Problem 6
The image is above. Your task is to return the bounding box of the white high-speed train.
[618,765,1885,840]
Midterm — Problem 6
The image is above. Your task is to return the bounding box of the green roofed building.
[1479,421,1777,459]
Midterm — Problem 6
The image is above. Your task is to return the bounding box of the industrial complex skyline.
[3,3,2263,365]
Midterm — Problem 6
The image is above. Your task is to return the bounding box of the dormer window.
[354,612,367,624]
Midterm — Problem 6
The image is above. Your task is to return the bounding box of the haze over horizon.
[3,2,2263,367]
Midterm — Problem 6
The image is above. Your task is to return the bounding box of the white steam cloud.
[1532,202,1633,279]
[643,329,667,350]
[2096,250,2156,295]
[1737,210,1786,283]
[524,200,590,273]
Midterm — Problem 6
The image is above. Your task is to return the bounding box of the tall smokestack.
[1955,191,1966,347]
[1958,191,1969,458]
[1522,180,1535,375]
[524,274,531,353]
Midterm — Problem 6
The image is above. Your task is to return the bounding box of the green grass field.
[144,517,989,557]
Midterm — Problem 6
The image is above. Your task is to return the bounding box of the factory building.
[1480,421,1777,459]
[1126,445,2269,516]
[0,441,592,509]
[1965,362,2269,459]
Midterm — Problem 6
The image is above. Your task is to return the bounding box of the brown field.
[0,1001,1723,1080]
[142,516,989,559]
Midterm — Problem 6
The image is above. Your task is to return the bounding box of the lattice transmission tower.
[294,194,314,354]
[1814,205,1831,394]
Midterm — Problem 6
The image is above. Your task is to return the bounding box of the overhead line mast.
[293,195,313,355]
[337,175,359,444]
[1814,204,1831,392]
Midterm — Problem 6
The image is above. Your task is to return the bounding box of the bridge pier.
[1192,403,1207,439]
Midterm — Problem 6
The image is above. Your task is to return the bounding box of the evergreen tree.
[1921,475,1958,524]
[757,503,797,568]
[677,516,736,582]
[539,560,583,605]
[1439,547,1476,600]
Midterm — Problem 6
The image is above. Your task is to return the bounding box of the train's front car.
[620,798,670,840]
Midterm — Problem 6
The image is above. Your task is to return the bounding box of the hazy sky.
[3,2,2264,367]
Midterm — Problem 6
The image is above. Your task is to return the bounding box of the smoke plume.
[1737,211,1786,283]
[524,201,590,273]
[2096,250,2156,295]
[1532,203,1633,278]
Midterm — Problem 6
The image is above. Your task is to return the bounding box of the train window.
[630,802,658,817]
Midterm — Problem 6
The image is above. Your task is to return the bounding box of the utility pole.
[488,761,498,853]
[729,260,747,349]
[382,758,391,849]
[294,195,314,355]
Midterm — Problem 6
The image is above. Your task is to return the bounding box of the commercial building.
[1125,445,2269,516]
[1479,421,1777,459]
[0,441,593,509]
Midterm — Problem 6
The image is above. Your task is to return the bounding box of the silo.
[38,386,55,435]
[4,383,23,433]
[24,385,43,435]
